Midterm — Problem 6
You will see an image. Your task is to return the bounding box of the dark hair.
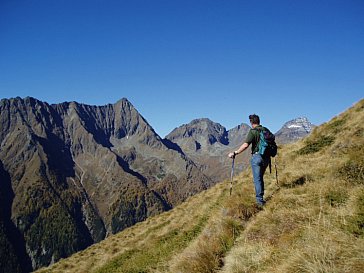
[249,114,260,125]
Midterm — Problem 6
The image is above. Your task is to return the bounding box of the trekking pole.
[274,157,279,187]
[230,156,235,196]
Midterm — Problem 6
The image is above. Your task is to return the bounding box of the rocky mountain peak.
[115,97,132,106]
[275,117,316,144]
[166,118,228,146]
[227,123,251,148]
[283,117,314,131]
[164,119,251,183]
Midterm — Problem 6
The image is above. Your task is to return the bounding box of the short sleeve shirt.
[245,125,263,154]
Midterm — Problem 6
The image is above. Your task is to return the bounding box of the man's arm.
[228,142,249,158]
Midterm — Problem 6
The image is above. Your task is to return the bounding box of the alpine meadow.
[36,100,364,273]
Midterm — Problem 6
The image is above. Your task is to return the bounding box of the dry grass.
[220,99,364,273]
[167,176,262,273]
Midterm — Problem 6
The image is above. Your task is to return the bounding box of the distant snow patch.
[288,125,302,129]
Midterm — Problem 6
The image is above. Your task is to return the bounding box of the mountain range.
[0,96,314,272]
[165,116,314,182]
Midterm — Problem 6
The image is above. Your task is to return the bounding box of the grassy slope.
[220,99,364,273]
[37,99,364,273]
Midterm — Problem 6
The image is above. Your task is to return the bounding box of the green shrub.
[297,135,335,155]
[354,128,364,137]
[346,192,364,237]
[326,117,347,133]
[337,160,364,184]
[325,190,348,207]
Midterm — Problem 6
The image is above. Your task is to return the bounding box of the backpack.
[255,127,278,158]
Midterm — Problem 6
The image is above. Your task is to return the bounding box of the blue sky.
[0,0,363,137]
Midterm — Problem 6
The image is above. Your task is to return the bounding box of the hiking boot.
[256,201,266,209]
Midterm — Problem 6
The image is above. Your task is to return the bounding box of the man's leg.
[251,154,265,205]
[260,158,268,202]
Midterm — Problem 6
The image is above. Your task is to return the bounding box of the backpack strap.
[252,126,264,146]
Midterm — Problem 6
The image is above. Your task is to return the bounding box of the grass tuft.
[325,189,348,207]
[338,160,364,185]
[281,174,313,188]
[346,190,364,237]
[326,116,347,133]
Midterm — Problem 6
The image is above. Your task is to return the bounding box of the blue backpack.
[255,127,278,157]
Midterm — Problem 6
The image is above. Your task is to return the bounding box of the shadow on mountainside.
[0,160,32,273]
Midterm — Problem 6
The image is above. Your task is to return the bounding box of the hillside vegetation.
[37,99,364,273]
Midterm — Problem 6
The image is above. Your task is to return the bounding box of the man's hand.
[229,142,249,158]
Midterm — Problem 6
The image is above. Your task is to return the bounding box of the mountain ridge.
[0,96,212,271]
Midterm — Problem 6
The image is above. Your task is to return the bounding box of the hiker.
[228,114,272,206]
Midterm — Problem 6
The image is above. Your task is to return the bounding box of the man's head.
[249,114,260,127]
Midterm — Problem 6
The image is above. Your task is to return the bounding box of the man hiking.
[228,114,273,207]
